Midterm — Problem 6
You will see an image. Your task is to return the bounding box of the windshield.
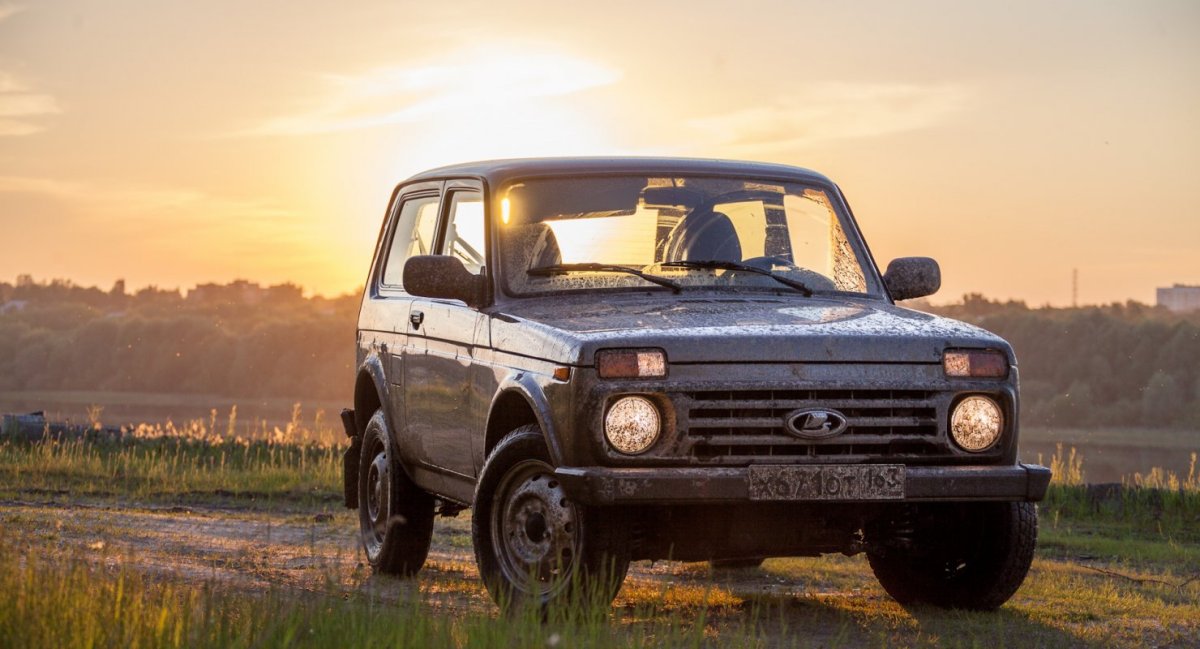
[497,175,880,297]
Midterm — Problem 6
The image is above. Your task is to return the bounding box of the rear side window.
[382,194,440,288]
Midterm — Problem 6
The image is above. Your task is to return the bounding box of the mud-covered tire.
[357,410,434,576]
[868,502,1038,610]
[472,425,630,612]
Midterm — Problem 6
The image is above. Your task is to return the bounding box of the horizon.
[1,1,1197,305]
[4,271,1194,309]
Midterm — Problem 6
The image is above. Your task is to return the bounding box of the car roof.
[403,156,834,188]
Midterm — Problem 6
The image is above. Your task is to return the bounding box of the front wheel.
[357,410,435,575]
[472,425,630,612]
[867,501,1038,610]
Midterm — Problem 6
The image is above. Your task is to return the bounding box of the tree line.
[2,278,1198,428]
[924,294,1200,429]
[0,277,358,400]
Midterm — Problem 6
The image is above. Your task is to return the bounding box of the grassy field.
[0,417,342,509]
[0,390,347,433]
[1023,425,1200,484]
[1,422,1198,647]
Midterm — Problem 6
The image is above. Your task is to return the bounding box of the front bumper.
[555,463,1052,505]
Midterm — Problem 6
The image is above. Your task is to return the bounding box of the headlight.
[950,396,1003,452]
[604,396,661,454]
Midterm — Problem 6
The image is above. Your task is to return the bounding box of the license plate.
[748,465,905,501]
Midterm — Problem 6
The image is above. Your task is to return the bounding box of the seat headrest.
[503,222,563,271]
[678,211,742,262]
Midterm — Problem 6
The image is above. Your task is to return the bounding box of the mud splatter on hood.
[489,293,1012,365]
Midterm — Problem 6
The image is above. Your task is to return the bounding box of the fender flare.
[348,353,429,507]
[344,356,389,509]
[489,371,566,466]
[353,353,390,437]
[354,354,426,479]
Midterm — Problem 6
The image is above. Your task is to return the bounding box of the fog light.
[604,396,661,454]
[950,396,1003,452]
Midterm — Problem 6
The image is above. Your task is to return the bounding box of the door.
[368,188,441,475]
[404,185,488,495]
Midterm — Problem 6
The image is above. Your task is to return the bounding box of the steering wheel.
[742,256,838,292]
[742,255,797,271]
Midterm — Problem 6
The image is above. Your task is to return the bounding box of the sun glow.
[5,3,1196,305]
[258,44,629,294]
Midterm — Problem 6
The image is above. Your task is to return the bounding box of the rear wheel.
[472,425,630,612]
[357,410,434,575]
[868,502,1038,610]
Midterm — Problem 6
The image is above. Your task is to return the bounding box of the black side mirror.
[883,257,941,301]
[402,255,486,307]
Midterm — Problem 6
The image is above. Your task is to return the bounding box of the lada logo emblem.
[784,408,848,439]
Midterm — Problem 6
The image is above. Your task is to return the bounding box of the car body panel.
[486,292,1012,366]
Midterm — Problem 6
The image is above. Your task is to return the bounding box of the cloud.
[0,71,61,136]
[0,173,333,291]
[237,45,621,137]
[0,175,291,222]
[0,9,57,135]
[687,82,969,153]
[0,4,22,23]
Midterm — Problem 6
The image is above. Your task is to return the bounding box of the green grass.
[1034,442,1200,542]
[0,539,767,649]
[0,391,348,440]
[0,435,342,508]
[1038,525,1200,567]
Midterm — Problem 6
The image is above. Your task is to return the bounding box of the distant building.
[188,280,269,305]
[1157,284,1200,312]
[187,280,303,306]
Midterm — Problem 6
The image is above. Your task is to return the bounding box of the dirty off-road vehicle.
[341,158,1051,611]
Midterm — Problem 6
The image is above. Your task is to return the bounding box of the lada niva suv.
[340,157,1051,612]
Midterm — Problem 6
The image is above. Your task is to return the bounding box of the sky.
[0,0,1197,305]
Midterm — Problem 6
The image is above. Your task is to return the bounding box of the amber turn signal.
[943,349,1008,378]
[596,349,667,379]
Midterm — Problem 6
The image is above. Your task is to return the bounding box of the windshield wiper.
[527,263,682,293]
[659,260,813,296]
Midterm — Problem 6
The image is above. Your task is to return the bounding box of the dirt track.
[6,499,1200,647]
[0,499,850,613]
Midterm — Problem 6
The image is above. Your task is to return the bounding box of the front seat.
[674,211,742,262]
[506,222,563,271]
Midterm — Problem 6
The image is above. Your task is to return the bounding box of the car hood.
[487,293,1012,366]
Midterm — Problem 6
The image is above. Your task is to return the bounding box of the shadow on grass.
[737,590,1089,649]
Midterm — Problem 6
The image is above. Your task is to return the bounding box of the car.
[339,157,1052,612]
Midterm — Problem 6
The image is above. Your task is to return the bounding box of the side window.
[444,191,485,274]
[382,194,440,288]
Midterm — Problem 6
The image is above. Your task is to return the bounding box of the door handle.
[410,310,424,329]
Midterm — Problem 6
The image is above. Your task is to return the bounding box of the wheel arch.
[486,375,564,465]
[353,358,389,438]
[346,356,392,510]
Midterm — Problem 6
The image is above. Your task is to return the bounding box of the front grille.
[683,388,945,461]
